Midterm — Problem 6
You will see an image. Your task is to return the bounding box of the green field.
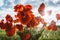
[0,26,60,40]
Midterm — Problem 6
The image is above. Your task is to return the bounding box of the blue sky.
[0,0,60,25]
[0,0,60,9]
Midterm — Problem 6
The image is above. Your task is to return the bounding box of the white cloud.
[0,8,16,20]
[51,0,59,4]
[20,0,28,4]
[44,0,50,2]
[0,0,4,6]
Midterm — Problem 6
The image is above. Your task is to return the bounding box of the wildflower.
[56,14,60,20]
[14,4,34,24]
[5,27,16,37]
[25,5,32,11]
[4,21,16,37]
[51,24,57,31]
[5,14,13,22]
[46,20,57,31]
[5,22,13,30]
[46,26,51,30]
[22,33,31,40]
[0,19,5,29]
[14,4,24,12]
[27,16,41,28]
[16,24,23,32]
[16,11,33,24]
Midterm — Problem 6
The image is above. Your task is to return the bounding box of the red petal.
[14,4,24,12]
[51,25,57,31]
[46,20,57,31]
[0,19,5,29]
[22,33,31,40]
[46,26,51,30]
[25,5,32,11]
[5,22,13,30]
[6,27,16,37]
[19,11,33,24]
[5,14,13,22]
[56,14,60,20]
[50,20,56,25]
[38,3,45,16]
[16,24,23,32]
[27,16,40,28]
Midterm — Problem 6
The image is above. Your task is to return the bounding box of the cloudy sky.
[0,0,60,25]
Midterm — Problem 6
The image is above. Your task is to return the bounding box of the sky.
[0,0,60,26]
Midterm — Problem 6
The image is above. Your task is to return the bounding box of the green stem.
[32,27,45,40]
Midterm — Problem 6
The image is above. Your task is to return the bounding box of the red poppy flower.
[56,14,60,20]
[46,20,57,31]
[17,11,33,24]
[25,5,32,11]
[27,16,40,28]
[0,19,5,29]
[5,14,13,22]
[14,4,24,12]
[46,26,51,30]
[16,24,23,32]
[38,3,45,16]
[50,20,57,31]
[22,33,31,40]
[50,20,56,25]
[5,27,16,37]
[5,22,13,30]
[14,4,34,24]
[51,25,57,31]
[27,18,37,27]
[46,24,57,31]
[16,12,25,18]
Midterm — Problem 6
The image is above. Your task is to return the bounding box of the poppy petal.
[38,3,45,16]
